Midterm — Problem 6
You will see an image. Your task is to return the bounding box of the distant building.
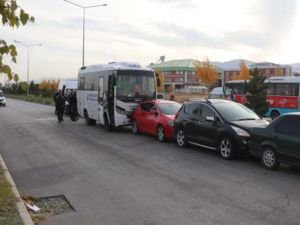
[224,62,293,82]
[250,62,292,78]
[224,69,240,82]
[150,59,223,93]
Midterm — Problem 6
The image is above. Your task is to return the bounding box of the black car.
[249,112,300,170]
[173,99,269,159]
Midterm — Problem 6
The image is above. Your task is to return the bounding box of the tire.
[104,115,111,131]
[132,120,139,134]
[157,125,165,142]
[219,136,234,160]
[84,110,96,125]
[271,110,280,120]
[176,128,187,147]
[261,147,279,170]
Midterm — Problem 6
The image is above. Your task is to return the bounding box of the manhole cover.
[23,195,75,224]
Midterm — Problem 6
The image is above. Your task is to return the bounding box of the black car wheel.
[261,147,279,170]
[157,125,165,142]
[219,136,234,160]
[176,128,187,147]
[132,120,139,134]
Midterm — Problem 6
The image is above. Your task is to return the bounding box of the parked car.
[132,100,181,141]
[0,90,6,107]
[174,99,269,159]
[249,112,300,170]
[208,87,224,99]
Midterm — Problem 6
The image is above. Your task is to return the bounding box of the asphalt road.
[0,98,300,225]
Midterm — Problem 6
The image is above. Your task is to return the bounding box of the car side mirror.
[206,116,215,122]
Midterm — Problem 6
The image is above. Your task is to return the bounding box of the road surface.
[0,98,300,225]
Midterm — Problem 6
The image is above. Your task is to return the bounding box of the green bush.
[6,94,53,106]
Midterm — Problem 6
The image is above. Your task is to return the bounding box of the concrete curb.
[0,154,34,225]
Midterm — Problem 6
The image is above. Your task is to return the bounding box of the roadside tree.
[245,68,269,116]
[6,70,13,81]
[38,80,58,97]
[13,74,19,83]
[239,60,251,80]
[155,69,164,93]
[0,0,34,79]
[20,81,27,92]
[194,58,218,89]
[29,81,38,95]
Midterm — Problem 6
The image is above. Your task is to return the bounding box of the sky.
[1,0,300,82]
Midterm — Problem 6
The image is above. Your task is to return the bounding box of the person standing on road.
[53,90,59,115]
[73,91,78,120]
[69,90,78,121]
[230,89,237,102]
[55,90,65,123]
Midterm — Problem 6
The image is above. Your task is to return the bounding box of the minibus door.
[108,74,116,125]
[98,76,104,125]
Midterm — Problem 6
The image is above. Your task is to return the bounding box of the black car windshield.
[158,102,181,115]
[213,101,260,121]
[0,92,3,97]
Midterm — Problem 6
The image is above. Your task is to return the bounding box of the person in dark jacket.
[53,90,59,115]
[69,90,78,121]
[230,89,237,102]
[55,90,65,123]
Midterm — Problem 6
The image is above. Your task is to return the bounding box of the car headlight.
[231,126,250,137]
[167,120,174,127]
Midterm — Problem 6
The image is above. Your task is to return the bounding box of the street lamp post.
[63,0,107,67]
[14,40,42,96]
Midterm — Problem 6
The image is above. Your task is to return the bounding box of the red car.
[132,100,181,141]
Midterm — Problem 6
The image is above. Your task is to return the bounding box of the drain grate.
[23,195,75,224]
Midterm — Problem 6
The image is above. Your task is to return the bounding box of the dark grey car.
[249,112,300,170]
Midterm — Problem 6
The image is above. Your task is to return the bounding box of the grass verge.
[0,164,24,225]
[6,94,54,106]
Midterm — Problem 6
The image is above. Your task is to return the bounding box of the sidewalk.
[0,154,34,225]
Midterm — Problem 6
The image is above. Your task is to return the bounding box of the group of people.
[54,89,78,123]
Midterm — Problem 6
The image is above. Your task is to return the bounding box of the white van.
[58,79,78,92]
[208,87,224,99]
[0,90,6,107]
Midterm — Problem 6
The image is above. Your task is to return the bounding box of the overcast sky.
[1,0,300,82]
